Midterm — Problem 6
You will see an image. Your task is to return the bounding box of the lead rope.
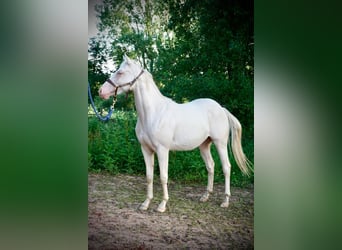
[88,82,116,122]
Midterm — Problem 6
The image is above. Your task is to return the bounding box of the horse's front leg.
[156,147,169,212]
[139,145,154,211]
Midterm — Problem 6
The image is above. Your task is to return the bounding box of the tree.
[88,36,109,104]
[89,0,253,136]
[95,0,171,73]
[161,0,254,134]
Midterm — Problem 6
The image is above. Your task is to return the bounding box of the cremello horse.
[99,55,252,212]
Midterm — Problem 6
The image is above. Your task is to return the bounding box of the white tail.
[224,108,253,176]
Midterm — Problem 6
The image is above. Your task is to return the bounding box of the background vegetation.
[88,0,253,187]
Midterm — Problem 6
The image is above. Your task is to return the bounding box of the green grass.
[88,110,254,187]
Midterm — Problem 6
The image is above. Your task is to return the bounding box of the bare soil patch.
[88,172,254,249]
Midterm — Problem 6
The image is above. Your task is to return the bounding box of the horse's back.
[187,98,223,111]
[186,98,227,121]
[176,98,229,143]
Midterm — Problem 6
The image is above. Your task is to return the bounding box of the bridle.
[106,69,145,97]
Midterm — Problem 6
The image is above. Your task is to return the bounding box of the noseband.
[106,69,144,97]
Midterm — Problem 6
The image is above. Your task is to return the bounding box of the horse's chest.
[137,129,153,146]
[135,119,171,151]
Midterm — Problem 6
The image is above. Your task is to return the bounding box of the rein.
[88,82,115,122]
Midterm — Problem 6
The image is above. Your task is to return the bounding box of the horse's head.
[99,55,143,100]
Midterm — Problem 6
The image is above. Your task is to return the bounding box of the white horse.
[99,55,252,212]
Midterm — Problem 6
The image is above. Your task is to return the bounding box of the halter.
[106,69,145,98]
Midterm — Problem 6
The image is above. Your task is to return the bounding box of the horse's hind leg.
[213,140,232,207]
[199,138,215,202]
[140,145,154,211]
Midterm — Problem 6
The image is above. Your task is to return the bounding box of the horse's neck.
[133,73,167,122]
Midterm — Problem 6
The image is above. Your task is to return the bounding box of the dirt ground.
[88,172,254,249]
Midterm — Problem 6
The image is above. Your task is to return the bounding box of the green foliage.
[88,111,143,175]
[94,0,169,71]
[88,112,253,187]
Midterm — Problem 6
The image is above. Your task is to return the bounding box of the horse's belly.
[170,125,208,151]
[138,124,208,151]
[170,138,206,151]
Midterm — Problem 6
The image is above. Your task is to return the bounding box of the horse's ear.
[123,54,131,63]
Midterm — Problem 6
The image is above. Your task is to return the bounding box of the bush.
[88,111,253,187]
[88,111,144,175]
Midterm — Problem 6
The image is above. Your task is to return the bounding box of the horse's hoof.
[156,200,167,212]
[139,199,151,210]
[200,195,209,202]
[156,205,166,213]
[139,204,148,211]
[200,191,210,202]
[220,201,229,208]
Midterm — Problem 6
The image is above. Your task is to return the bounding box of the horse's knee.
[160,175,168,185]
[146,175,153,184]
